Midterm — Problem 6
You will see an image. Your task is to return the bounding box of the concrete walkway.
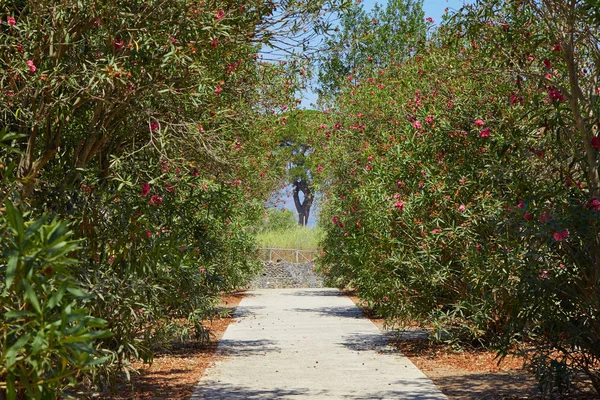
[192,288,448,399]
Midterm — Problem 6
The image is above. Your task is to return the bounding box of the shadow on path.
[232,305,265,318]
[191,383,315,399]
[290,305,363,319]
[216,339,279,357]
[340,332,396,354]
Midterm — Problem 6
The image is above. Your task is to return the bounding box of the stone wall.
[250,261,324,289]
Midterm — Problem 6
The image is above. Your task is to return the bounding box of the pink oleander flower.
[394,201,404,211]
[215,10,225,19]
[524,213,533,221]
[215,86,222,97]
[479,127,491,137]
[588,197,600,211]
[539,211,551,224]
[553,232,563,241]
[517,200,525,209]
[547,87,564,102]
[140,182,151,196]
[149,194,163,206]
[113,40,124,50]
[7,16,16,26]
[413,120,422,129]
[425,17,434,23]
[474,119,484,127]
[27,60,36,73]
[458,204,466,212]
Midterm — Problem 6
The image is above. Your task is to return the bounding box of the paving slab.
[192,288,448,399]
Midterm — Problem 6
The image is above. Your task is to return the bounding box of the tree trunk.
[292,179,314,226]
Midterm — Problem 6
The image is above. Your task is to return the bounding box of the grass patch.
[256,226,322,250]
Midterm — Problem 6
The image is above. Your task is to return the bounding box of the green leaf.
[66,287,90,298]
[5,334,31,368]
[25,216,47,239]
[22,280,42,315]
[4,251,18,293]
[4,310,37,319]
[5,200,24,244]
[47,282,67,309]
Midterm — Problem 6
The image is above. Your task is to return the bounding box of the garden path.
[192,288,448,399]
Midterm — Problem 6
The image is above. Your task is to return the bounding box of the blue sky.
[280,0,469,225]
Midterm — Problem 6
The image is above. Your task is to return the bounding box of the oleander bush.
[314,0,600,395]
[0,0,343,396]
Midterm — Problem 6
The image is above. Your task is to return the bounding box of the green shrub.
[0,200,110,399]
[257,208,297,232]
[314,1,600,395]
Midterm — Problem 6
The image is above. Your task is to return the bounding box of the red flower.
[394,201,405,211]
[215,10,225,19]
[547,87,564,102]
[150,122,159,131]
[413,120,422,129]
[517,200,525,209]
[149,194,163,206]
[539,211,551,224]
[140,182,151,196]
[474,119,484,127]
[210,38,219,48]
[588,197,600,211]
[479,127,491,137]
[425,17,434,23]
[552,41,561,52]
[553,232,563,241]
[27,60,36,73]
[524,213,533,221]
[543,59,552,69]
[145,230,152,238]
[215,86,222,97]
[113,40,125,51]
[7,16,16,26]
[592,136,600,150]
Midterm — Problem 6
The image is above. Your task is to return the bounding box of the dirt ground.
[95,291,244,400]
[346,293,598,400]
